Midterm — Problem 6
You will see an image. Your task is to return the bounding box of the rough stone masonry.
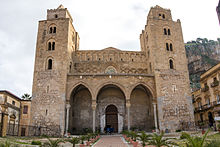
[31,5,194,135]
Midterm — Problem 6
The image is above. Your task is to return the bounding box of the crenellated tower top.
[47,4,73,22]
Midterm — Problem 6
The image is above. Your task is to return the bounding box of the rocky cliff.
[185,38,220,91]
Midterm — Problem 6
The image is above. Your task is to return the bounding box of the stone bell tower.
[31,5,79,135]
[140,6,194,132]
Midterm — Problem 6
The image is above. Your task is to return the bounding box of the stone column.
[0,105,8,137]
[126,100,131,131]
[92,100,97,133]
[65,104,71,136]
[153,102,159,132]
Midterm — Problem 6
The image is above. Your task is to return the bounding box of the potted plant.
[148,132,177,147]
[79,135,86,147]
[138,131,151,147]
[199,122,205,134]
[130,131,138,147]
[66,137,79,147]
[86,133,92,146]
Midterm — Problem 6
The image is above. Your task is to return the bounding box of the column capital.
[92,100,97,110]
[92,104,97,110]
[66,104,71,109]
[152,102,157,106]
[126,99,131,108]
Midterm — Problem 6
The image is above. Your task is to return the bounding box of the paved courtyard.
[93,135,129,147]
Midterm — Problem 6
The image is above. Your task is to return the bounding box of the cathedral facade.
[31,5,194,135]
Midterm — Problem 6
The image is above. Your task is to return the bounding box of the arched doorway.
[130,84,154,131]
[96,84,126,133]
[69,84,92,134]
[208,112,214,127]
[105,105,118,133]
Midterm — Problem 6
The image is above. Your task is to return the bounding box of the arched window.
[49,27,53,34]
[48,59,53,70]
[48,42,52,50]
[55,14,58,18]
[170,43,173,51]
[53,27,56,33]
[166,43,169,51]
[169,59,174,69]
[168,29,171,35]
[164,28,167,35]
[52,42,55,50]
[162,14,165,19]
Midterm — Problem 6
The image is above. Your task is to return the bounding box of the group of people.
[104,125,114,134]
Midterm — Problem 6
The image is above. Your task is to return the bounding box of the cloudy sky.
[0,0,219,97]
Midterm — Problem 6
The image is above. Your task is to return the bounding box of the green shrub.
[31,140,42,145]
[206,139,220,147]
[176,129,182,132]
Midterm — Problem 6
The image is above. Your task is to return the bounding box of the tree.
[21,93,32,100]
[148,132,177,147]
[181,130,209,147]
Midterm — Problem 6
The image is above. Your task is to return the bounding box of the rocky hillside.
[185,38,220,91]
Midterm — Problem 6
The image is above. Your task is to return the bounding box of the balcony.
[201,85,209,92]
[194,101,217,112]
[211,80,219,88]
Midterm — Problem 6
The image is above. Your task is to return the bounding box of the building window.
[53,27,56,33]
[49,27,53,34]
[166,43,169,51]
[48,42,51,50]
[198,101,202,108]
[55,14,58,18]
[48,59,53,70]
[217,95,220,102]
[159,14,161,16]
[169,59,174,69]
[162,14,165,19]
[168,29,171,35]
[12,101,15,105]
[164,28,167,35]
[52,42,55,50]
[206,98,210,105]
[170,43,173,51]
[49,27,56,34]
[165,43,173,51]
[200,113,203,122]
[47,85,49,93]
[23,105,28,114]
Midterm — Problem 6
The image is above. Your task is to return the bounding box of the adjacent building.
[192,63,220,127]
[31,5,194,135]
[0,90,31,136]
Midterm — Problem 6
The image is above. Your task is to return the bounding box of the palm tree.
[21,93,32,100]
[80,135,86,145]
[43,138,63,147]
[138,131,151,147]
[148,132,177,147]
[181,130,209,147]
[130,131,138,141]
[66,137,79,147]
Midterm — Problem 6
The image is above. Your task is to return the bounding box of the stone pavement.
[93,135,129,147]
